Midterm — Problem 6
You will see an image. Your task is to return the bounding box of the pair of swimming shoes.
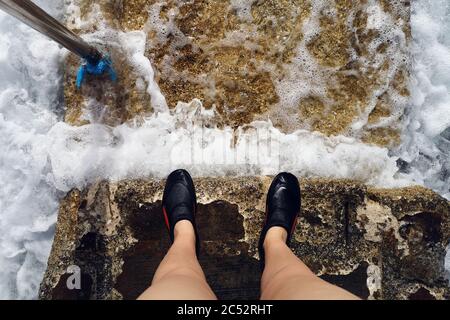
[161,170,301,268]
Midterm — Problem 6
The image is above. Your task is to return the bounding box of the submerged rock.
[63,0,410,148]
[39,178,449,300]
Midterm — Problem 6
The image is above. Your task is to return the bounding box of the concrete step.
[39,177,450,300]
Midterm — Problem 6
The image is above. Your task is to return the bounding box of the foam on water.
[0,0,449,298]
[46,102,407,192]
[397,0,450,200]
[230,0,257,23]
[0,1,64,299]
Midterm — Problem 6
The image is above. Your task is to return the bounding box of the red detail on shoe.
[162,206,170,231]
[290,214,299,235]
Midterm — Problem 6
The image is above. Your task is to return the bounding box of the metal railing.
[0,0,101,64]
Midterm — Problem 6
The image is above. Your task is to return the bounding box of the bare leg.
[138,220,217,300]
[260,227,360,300]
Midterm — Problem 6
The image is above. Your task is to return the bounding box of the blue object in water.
[76,55,117,88]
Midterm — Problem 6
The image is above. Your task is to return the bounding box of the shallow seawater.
[0,0,449,299]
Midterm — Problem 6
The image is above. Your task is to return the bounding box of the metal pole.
[0,0,101,63]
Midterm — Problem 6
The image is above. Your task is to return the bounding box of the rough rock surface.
[39,178,450,300]
[64,0,410,148]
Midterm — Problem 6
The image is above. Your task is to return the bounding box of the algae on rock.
[64,0,411,148]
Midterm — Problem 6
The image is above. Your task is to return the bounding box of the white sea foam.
[0,0,449,299]
[396,0,450,201]
[230,0,257,22]
[0,1,63,299]
[46,102,408,192]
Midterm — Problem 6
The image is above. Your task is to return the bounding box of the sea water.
[0,0,449,299]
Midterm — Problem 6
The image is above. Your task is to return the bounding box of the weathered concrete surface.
[64,0,410,148]
[39,178,450,300]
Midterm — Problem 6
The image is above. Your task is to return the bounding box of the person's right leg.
[260,227,359,300]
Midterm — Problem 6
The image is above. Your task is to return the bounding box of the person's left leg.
[138,220,216,300]
[260,227,360,300]
[258,173,360,300]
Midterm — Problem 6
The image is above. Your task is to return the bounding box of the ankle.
[173,220,196,243]
[263,226,288,249]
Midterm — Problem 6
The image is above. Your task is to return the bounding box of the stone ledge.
[39,178,450,300]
